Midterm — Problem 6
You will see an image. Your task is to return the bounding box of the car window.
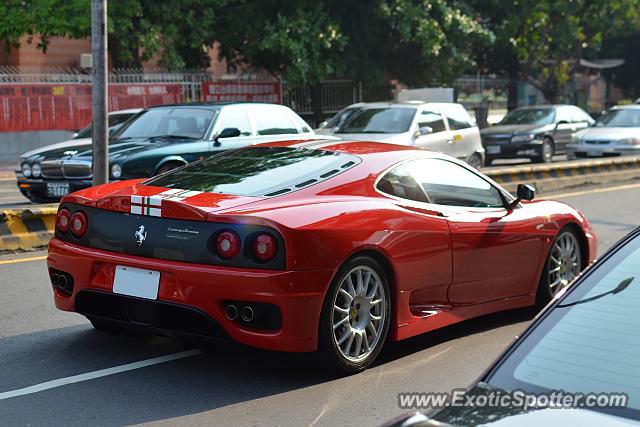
[487,232,640,414]
[218,107,252,136]
[287,111,312,133]
[594,108,640,128]
[500,108,555,125]
[410,159,504,208]
[376,162,429,203]
[75,113,136,138]
[441,105,473,130]
[555,107,572,124]
[570,107,593,124]
[324,107,360,129]
[115,108,215,140]
[418,110,447,133]
[145,146,360,197]
[254,107,299,135]
[337,107,417,134]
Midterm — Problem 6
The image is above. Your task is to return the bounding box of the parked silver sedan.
[319,102,485,168]
[567,105,640,158]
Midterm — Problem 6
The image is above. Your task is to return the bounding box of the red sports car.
[48,140,596,372]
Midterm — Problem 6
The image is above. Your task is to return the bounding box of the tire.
[533,137,554,164]
[155,161,184,176]
[466,153,484,169]
[318,255,391,373]
[536,228,582,307]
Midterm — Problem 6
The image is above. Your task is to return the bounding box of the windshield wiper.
[557,276,634,308]
[147,135,199,142]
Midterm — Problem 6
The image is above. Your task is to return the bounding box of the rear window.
[487,232,640,417]
[145,146,360,197]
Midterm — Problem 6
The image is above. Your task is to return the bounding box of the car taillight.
[216,231,240,259]
[70,212,88,237]
[56,209,71,232]
[253,233,278,262]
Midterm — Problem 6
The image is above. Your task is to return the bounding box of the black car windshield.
[499,108,555,125]
[336,107,416,134]
[487,231,640,417]
[145,146,360,197]
[114,108,215,140]
[594,109,640,128]
[75,112,137,139]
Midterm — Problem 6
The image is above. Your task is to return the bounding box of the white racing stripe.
[0,348,201,401]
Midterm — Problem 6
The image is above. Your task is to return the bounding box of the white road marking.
[0,348,201,401]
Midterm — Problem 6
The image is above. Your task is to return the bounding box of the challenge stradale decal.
[130,189,203,217]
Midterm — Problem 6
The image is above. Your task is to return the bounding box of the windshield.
[594,109,640,128]
[336,107,416,134]
[114,108,215,140]
[487,231,640,418]
[75,113,138,139]
[145,146,360,197]
[499,108,555,126]
[323,107,360,129]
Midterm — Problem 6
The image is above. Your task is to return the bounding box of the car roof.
[611,104,640,110]
[110,108,143,115]
[345,101,464,109]
[143,102,291,110]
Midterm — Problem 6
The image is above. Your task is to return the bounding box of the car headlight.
[617,137,640,146]
[31,162,41,178]
[110,163,122,179]
[510,134,535,143]
[21,163,32,178]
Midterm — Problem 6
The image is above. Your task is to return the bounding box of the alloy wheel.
[548,232,581,295]
[331,266,387,362]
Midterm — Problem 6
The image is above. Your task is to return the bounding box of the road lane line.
[0,255,48,265]
[548,182,640,199]
[0,348,202,401]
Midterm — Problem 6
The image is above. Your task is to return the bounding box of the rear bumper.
[47,238,335,352]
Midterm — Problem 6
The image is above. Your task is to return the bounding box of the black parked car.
[482,105,594,164]
[387,227,640,426]
[16,102,315,203]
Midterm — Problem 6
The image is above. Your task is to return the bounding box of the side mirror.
[415,126,433,138]
[213,127,241,146]
[509,183,535,210]
[556,120,569,127]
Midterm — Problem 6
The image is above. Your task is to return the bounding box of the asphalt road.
[1,182,639,426]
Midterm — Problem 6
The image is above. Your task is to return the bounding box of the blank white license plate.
[486,145,501,154]
[47,182,70,197]
[113,265,160,300]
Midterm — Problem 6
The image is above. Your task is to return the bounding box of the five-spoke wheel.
[538,229,582,305]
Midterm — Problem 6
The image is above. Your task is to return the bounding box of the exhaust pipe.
[57,274,68,292]
[225,304,238,320]
[240,306,254,322]
[51,274,61,288]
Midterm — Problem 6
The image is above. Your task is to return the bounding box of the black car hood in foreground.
[385,383,637,427]
[480,124,551,136]
[21,136,197,163]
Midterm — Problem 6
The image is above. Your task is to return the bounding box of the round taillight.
[70,212,88,237]
[216,231,240,259]
[56,209,71,232]
[253,234,277,262]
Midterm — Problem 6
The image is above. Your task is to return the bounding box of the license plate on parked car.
[46,182,70,197]
[113,265,160,300]
[587,150,602,157]
[486,146,501,154]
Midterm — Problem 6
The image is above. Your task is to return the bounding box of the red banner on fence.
[202,81,281,104]
[0,83,182,132]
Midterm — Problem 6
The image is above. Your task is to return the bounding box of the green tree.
[474,0,640,104]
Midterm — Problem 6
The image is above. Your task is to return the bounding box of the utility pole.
[91,0,108,186]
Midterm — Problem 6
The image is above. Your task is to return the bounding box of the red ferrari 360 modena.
[48,139,596,372]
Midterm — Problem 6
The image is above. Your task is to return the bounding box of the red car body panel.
[47,140,597,351]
